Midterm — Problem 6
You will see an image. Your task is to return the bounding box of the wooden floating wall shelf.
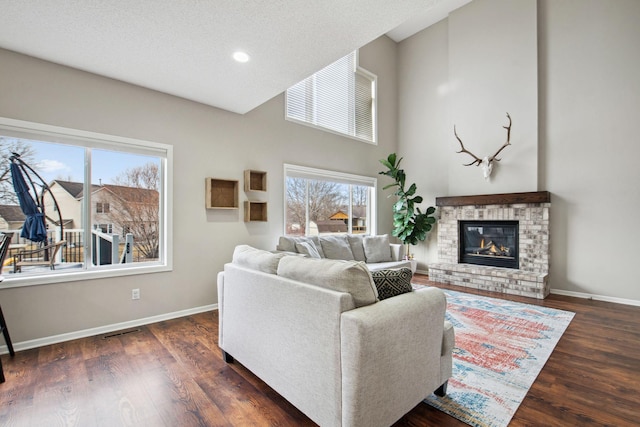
[205,178,239,209]
[244,201,268,222]
[244,170,267,192]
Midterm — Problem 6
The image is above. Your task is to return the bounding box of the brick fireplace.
[428,191,550,299]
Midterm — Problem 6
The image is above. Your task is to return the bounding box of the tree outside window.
[284,165,375,237]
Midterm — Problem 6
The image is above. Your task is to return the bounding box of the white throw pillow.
[363,234,392,263]
[277,257,378,307]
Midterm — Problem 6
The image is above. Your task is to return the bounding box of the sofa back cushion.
[319,235,355,260]
[363,234,392,263]
[346,235,366,262]
[277,256,378,307]
[232,245,286,274]
[277,236,325,258]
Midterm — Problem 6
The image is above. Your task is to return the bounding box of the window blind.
[286,51,376,144]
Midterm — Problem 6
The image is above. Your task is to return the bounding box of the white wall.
[397,19,450,267]
[0,35,398,343]
[398,0,640,302]
[448,0,537,194]
[538,0,640,301]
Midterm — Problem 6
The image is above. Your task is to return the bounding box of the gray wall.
[397,0,640,302]
[0,35,398,344]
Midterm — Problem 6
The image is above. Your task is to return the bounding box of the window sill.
[0,263,172,289]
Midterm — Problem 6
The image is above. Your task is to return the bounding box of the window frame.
[283,163,377,236]
[0,117,173,289]
[285,51,378,145]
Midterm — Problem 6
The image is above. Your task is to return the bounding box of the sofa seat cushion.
[371,268,413,300]
[277,256,378,307]
[363,234,392,263]
[366,260,413,271]
[233,245,287,274]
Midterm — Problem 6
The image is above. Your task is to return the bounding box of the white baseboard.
[550,289,640,307]
[417,269,639,307]
[0,304,218,355]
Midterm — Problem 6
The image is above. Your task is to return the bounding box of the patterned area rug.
[420,287,574,427]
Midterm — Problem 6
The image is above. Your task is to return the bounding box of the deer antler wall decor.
[454,113,512,180]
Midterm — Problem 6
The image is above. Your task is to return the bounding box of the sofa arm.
[389,243,404,261]
[217,271,225,348]
[340,287,448,426]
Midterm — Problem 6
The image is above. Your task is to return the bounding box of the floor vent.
[102,328,142,339]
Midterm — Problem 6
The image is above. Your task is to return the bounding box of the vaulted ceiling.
[0,0,470,114]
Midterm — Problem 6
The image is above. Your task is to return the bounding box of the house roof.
[99,184,158,204]
[53,180,158,203]
[328,206,367,220]
[53,180,98,199]
[0,204,25,222]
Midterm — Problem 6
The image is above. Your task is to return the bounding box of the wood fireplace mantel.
[435,191,550,207]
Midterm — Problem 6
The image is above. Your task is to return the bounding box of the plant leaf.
[387,153,397,167]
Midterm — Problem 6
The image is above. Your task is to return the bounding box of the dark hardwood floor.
[1,275,639,426]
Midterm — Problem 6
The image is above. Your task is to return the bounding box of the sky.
[22,139,158,185]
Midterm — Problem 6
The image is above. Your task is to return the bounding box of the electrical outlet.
[132,288,140,300]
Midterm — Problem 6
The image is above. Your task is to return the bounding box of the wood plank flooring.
[1,275,639,426]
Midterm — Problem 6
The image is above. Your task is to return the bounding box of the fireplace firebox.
[459,220,519,269]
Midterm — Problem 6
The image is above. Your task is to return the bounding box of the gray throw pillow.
[276,236,297,252]
[232,245,286,274]
[319,235,355,260]
[371,268,413,300]
[363,234,392,263]
[295,241,321,258]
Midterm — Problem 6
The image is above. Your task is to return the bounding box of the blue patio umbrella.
[10,161,48,243]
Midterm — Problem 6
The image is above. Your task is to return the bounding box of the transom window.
[284,164,376,236]
[0,117,172,287]
[285,51,377,144]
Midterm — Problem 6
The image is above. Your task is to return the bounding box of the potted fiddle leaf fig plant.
[379,153,437,259]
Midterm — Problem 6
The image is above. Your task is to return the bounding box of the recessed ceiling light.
[233,51,250,63]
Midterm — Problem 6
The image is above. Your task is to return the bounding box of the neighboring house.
[0,204,25,231]
[44,180,86,230]
[44,180,158,236]
[93,184,159,237]
[317,207,367,234]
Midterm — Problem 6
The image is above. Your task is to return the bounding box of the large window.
[285,51,377,144]
[284,164,376,236]
[0,117,172,286]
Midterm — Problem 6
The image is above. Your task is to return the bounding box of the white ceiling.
[0,0,470,115]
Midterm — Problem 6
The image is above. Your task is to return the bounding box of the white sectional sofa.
[276,233,412,271]
[217,245,454,427]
